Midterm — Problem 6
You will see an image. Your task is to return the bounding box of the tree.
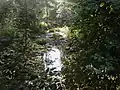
[0,0,46,89]
[0,0,70,89]
[63,0,120,90]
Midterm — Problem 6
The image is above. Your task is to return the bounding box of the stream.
[44,46,62,71]
[43,26,69,72]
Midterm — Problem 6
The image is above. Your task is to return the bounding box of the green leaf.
[100,2,105,7]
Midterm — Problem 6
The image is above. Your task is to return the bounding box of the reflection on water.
[43,47,62,71]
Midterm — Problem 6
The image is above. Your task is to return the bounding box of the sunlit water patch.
[43,47,62,71]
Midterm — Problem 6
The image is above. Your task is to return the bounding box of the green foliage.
[0,0,47,89]
[63,0,120,90]
[3,0,120,89]
[0,0,69,89]
[35,38,47,45]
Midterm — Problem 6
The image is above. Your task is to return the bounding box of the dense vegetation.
[63,0,120,90]
[0,0,120,90]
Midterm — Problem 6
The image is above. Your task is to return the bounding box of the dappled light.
[1,0,120,90]
[44,47,62,71]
